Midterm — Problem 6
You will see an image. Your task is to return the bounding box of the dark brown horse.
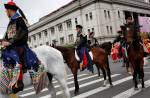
[127,40,145,90]
[55,46,113,94]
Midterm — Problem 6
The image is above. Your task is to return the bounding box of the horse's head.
[100,42,112,55]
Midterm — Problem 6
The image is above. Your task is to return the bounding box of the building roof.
[29,0,150,32]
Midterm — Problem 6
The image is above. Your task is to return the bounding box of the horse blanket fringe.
[29,65,49,94]
[0,64,20,94]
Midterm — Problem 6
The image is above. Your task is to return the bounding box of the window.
[108,11,111,19]
[38,33,41,39]
[66,19,72,30]
[92,28,95,32]
[60,37,65,44]
[110,26,113,34]
[89,12,93,20]
[46,42,49,45]
[86,14,89,21]
[68,34,74,42]
[51,27,55,35]
[75,18,78,25]
[106,26,109,34]
[118,11,121,18]
[33,35,36,41]
[88,29,91,33]
[58,24,63,32]
[44,30,48,37]
[104,10,107,18]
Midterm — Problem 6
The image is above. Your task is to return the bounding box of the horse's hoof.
[141,87,146,91]
[74,91,79,95]
[103,84,106,87]
[110,84,113,88]
[134,88,139,91]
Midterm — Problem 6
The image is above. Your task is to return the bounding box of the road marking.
[144,67,150,69]
[52,74,87,83]
[112,79,150,98]
[72,76,133,98]
[23,74,87,92]
[52,74,73,81]
[20,74,120,98]
[39,74,120,98]
[54,74,100,88]
[144,72,150,74]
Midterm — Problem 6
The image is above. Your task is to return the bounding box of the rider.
[75,25,92,71]
[88,32,99,47]
[2,1,39,93]
[125,15,141,45]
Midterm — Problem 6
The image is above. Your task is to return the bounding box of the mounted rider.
[1,0,39,93]
[75,25,92,71]
[124,15,141,46]
[88,32,99,47]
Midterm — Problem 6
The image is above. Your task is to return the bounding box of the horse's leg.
[54,73,71,98]
[47,73,56,98]
[95,64,100,77]
[106,67,113,86]
[140,68,145,88]
[133,70,138,90]
[106,57,113,86]
[101,67,107,86]
[72,67,79,95]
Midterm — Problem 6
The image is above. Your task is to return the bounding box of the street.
[18,58,150,98]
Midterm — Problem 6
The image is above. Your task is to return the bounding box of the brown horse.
[127,40,145,90]
[55,46,113,94]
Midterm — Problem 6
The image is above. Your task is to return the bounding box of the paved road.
[19,58,150,98]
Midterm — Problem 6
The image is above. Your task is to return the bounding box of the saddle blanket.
[75,50,93,61]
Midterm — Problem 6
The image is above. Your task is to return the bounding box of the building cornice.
[29,0,150,32]
[29,0,96,32]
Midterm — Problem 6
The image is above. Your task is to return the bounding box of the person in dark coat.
[75,25,92,71]
[2,0,39,93]
[88,32,99,47]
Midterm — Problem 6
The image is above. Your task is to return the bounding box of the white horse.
[0,45,71,98]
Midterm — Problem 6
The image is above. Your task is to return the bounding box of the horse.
[127,40,145,90]
[0,45,71,98]
[55,46,113,94]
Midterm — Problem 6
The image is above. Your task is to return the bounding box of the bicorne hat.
[76,25,83,29]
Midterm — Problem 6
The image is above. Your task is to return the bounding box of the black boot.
[12,80,24,94]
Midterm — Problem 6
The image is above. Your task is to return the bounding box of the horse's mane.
[55,46,74,59]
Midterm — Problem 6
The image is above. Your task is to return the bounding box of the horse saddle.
[75,50,93,61]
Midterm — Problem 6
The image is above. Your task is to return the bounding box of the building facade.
[28,0,150,48]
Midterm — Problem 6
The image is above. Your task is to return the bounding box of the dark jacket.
[75,33,87,49]
[88,37,99,47]
[4,16,28,47]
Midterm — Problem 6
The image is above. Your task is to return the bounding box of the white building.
[28,0,150,48]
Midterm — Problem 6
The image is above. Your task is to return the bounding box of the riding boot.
[12,64,24,94]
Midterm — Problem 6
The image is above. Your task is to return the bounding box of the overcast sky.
[0,0,72,38]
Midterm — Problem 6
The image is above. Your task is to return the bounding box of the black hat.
[76,25,83,29]
[117,30,122,34]
[120,25,126,31]
[89,32,94,36]
[4,0,18,11]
